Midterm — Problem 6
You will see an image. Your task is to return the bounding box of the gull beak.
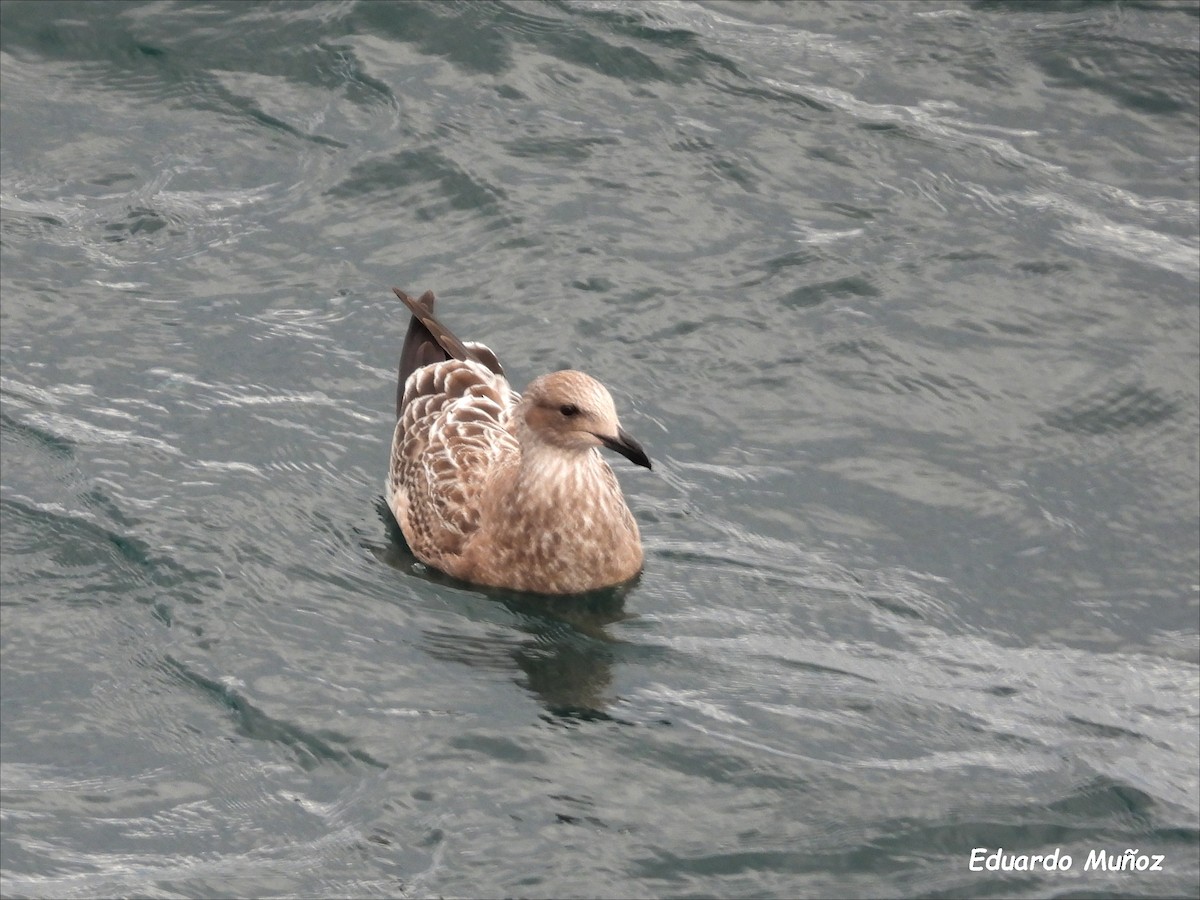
[597,426,652,470]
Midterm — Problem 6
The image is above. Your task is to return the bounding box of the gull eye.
[559,403,580,418]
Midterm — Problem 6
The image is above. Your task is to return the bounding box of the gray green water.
[1,1,1197,898]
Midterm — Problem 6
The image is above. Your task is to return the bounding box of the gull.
[386,288,651,594]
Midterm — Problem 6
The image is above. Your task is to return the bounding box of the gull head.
[517,370,651,470]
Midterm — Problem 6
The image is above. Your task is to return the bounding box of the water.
[1,1,1197,897]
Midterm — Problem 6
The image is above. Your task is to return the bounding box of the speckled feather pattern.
[387,358,516,564]
[386,293,647,594]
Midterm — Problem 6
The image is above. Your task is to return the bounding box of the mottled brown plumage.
[386,288,651,594]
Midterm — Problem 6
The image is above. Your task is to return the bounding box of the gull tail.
[392,287,505,420]
[395,289,447,419]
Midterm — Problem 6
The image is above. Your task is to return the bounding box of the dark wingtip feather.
[393,287,505,420]
[395,289,449,420]
[393,287,475,361]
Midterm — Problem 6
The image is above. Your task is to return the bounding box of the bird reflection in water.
[372,500,637,719]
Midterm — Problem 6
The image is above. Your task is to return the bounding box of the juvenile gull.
[386,288,651,594]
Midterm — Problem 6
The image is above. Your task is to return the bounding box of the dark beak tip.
[598,430,652,470]
[630,450,653,470]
